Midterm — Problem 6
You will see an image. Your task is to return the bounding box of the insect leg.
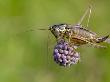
[87,40,106,48]
[77,36,106,48]
[77,4,92,26]
[85,39,106,48]
[86,5,92,27]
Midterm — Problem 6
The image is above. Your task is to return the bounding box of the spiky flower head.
[53,39,80,67]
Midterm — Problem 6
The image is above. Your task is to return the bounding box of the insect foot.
[53,39,80,67]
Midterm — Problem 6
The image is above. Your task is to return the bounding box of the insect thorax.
[49,23,71,39]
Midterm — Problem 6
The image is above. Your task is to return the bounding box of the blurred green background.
[0,0,110,82]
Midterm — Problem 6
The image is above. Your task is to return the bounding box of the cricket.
[49,5,110,48]
[35,4,110,67]
[48,5,110,66]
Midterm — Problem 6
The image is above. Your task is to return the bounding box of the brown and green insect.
[36,5,110,67]
[50,23,109,48]
[49,5,110,48]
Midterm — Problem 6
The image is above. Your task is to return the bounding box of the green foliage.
[0,0,110,82]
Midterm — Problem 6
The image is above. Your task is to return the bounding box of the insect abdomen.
[70,27,97,45]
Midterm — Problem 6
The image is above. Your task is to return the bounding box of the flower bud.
[53,40,80,67]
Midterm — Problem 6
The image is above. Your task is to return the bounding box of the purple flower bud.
[74,52,80,58]
[54,49,58,54]
[53,39,80,67]
[59,49,64,54]
[58,44,63,49]
[56,53,61,58]
[64,45,68,50]
[66,56,71,60]
[64,50,68,55]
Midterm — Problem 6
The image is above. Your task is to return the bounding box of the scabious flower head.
[53,39,80,67]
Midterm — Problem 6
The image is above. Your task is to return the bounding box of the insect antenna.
[14,26,49,37]
[46,30,51,68]
[21,26,52,68]
[23,28,49,32]
[25,26,52,68]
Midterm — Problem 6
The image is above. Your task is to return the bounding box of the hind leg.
[87,41,106,48]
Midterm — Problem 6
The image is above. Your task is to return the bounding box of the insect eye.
[58,24,67,31]
[65,27,70,32]
[50,25,58,31]
[59,26,66,32]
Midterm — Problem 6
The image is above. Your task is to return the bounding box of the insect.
[49,5,110,67]
[25,4,109,67]
[49,6,109,48]
[50,23,109,48]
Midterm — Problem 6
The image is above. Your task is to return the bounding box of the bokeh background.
[0,0,110,82]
